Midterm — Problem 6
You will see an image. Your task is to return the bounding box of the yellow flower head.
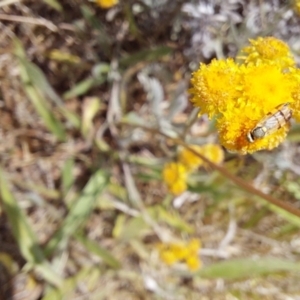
[240,37,295,69]
[178,145,204,170]
[289,69,300,122]
[186,255,201,271]
[162,162,188,195]
[159,249,177,265]
[294,0,300,15]
[190,37,300,154]
[198,144,224,167]
[158,238,202,271]
[179,144,224,171]
[95,0,118,9]
[190,58,242,118]
[178,144,224,170]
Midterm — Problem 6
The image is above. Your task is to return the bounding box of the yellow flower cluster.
[293,0,300,15]
[158,238,201,271]
[190,37,300,154]
[162,144,224,195]
[179,144,224,170]
[95,0,118,9]
[162,162,188,195]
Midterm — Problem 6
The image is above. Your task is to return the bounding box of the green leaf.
[63,77,95,99]
[153,206,194,233]
[196,257,300,279]
[80,5,112,56]
[42,0,63,11]
[256,195,300,228]
[63,63,110,100]
[0,170,62,287]
[116,216,150,241]
[81,97,102,137]
[75,234,121,269]
[14,39,80,130]
[42,267,100,300]
[120,46,173,68]
[45,170,109,255]
[61,158,75,195]
[10,178,60,200]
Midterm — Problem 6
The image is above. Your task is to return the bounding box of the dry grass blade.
[0,14,58,31]
[45,170,109,256]
[0,170,62,287]
[0,0,20,7]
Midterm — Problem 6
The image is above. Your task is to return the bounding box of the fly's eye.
[252,127,266,139]
[247,132,254,143]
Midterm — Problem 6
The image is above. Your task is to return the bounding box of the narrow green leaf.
[80,5,112,56]
[14,41,67,141]
[0,170,62,287]
[154,206,194,233]
[257,197,300,228]
[81,97,102,137]
[42,267,100,300]
[124,3,140,38]
[61,158,75,195]
[14,39,80,129]
[63,63,109,100]
[63,77,95,99]
[45,170,109,255]
[42,0,63,11]
[116,216,150,241]
[196,257,300,279]
[75,234,121,269]
[120,46,172,68]
[19,78,66,140]
[10,178,60,200]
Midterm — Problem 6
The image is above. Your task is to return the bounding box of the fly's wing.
[259,111,289,136]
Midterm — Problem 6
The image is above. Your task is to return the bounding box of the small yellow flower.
[241,64,295,108]
[240,37,295,69]
[178,145,204,170]
[95,0,118,9]
[187,238,202,253]
[159,250,177,265]
[217,63,297,153]
[179,144,224,170]
[289,68,300,122]
[198,144,224,167]
[190,58,242,118]
[171,243,189,260]
[162,162,188,195]
[190,37,300,154]
[186,255,201,271]
[292,0,300,16]
[158,238,202,271]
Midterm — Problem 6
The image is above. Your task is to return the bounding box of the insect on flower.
[247,103,292,143]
